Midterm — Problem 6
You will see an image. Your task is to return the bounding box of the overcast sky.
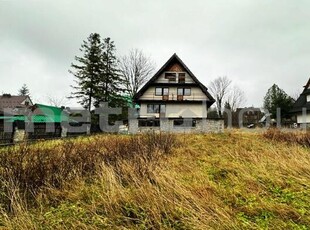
[1,0,310,107]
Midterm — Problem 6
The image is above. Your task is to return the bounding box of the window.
[178,73,185,83]
[184,88,191,96]
[155,88,162,96]
[147,104,166,113]
[177,88,191,96]
[155,87,169,96]
[147,104,158,113]
[138,119,160,127]
[173,119,196,127]
[165,73,176,82]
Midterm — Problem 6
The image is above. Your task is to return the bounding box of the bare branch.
[208,76,232,117]
[119,49,156,98]
[46,95,70,107]
[227,85,246,112]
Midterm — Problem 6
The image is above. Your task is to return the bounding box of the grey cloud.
[1,0,310,107]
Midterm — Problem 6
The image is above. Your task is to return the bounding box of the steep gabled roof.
[0,94,32,109]
[290,78,310,113]
[303,78,310,92]
[133,53,215,105]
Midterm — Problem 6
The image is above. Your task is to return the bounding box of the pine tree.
[263,84,294,119]
[95,37,124,107]
[69,33,103,111]
[18,84,30,96]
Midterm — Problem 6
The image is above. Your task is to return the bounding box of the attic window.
[178,73,185,83]
[165,73,176,82]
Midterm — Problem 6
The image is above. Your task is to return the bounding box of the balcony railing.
[140,94,207,101]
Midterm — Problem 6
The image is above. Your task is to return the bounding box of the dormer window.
[155,87,169,96]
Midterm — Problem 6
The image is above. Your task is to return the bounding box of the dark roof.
[290,78,310,113]
[0,94,31,109]
[133,53,215,106]
[303,78,310,91]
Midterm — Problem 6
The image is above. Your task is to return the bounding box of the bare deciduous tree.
[227,85,246,112]
[46,95,69,107]
[119,49,155,97]
[208,76,232,117]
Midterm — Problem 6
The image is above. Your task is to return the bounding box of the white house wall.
[166,104,207,117]
[139,103,207,118]
[21,97,33,106]
[297,113,310,123]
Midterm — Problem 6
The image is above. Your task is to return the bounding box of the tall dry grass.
[0,133,178,212]
[0,131,309,229]
[263,128,310,147]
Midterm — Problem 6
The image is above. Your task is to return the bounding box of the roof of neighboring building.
[32,104,68,122]
[133,53,215,106]
[122,95,140,109]
[0,104,70,123]
[290,78,310,113]
[0,94,32,109]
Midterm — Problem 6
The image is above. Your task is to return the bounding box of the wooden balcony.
[177,95,183,101]
[139,93,207,102]
[162,95,169,101]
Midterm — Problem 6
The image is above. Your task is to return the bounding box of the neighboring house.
[0,104,80,142]
[0,94,33,115]
[1,103,68,127]
[230,107,265,127]
[130,53,223,133]
[290,78,310,124]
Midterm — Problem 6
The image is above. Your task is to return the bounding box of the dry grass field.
[0,130,309,229]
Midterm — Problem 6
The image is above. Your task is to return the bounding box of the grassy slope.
[1,132,310,229]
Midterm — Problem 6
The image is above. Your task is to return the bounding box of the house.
[290,78,310,125]
[228,107,265,127]
[130,53,223,133]
[0,94,33,116]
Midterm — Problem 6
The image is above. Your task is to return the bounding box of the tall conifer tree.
[95,37,124,107]
[18,84,30,96]
[69,33,103,111]
[263,84,294,119]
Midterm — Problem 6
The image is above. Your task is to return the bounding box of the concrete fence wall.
[129,119,224,134]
